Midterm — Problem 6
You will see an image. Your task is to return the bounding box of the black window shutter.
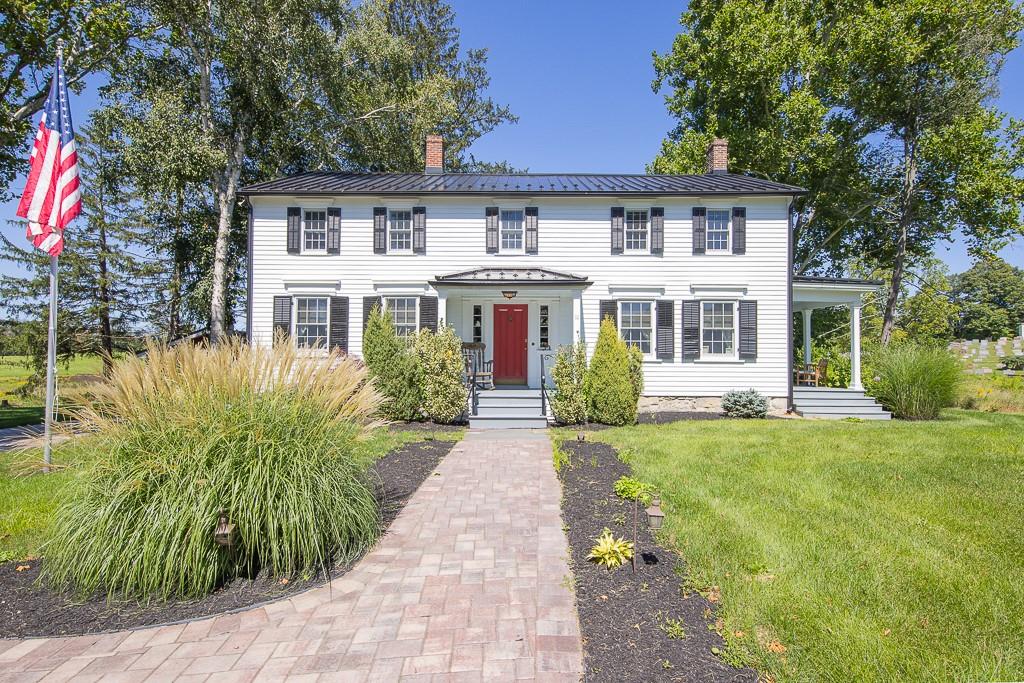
[692,207,706,255]
[739,300,757,359]
[656,300,674,360]
[651,207,665,255]
[610,207,624,254]
[329,296,349,352]
[373,207,387,254]
[525,207,539,254]
[732,207,746,254]
[363,295,382,331]
[485,206,499,253]
[326,207,341,254]
[287,207,301,254]
[419,296,438,332]
[599,300,618,328]
[412,206,426,254]
[273,295,292,344]
[682,300,701,360]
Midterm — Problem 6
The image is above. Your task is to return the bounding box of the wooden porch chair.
[461,342,494,390]
[795,358,828,387]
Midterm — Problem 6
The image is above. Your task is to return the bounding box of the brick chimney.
[425,135,444,174]
[706,138,729,174]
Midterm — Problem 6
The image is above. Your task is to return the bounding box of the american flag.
[16,55,81,257]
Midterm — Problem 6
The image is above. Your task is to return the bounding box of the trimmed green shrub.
[866,345,963,419]
[1000,355,1024,371]
[585,317,640,426]
[722,388,769,418]
[415,325,468,424]
[627,344,644,406]
[363,304,422,421]
[550,341,588,424]
[44,339,384,599]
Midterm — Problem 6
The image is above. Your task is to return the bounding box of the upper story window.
[707,209,731,252]
[303,210,327,252]
[500,209,524,251]
[625,209,649,252]
[385,296,418,337]
[472,304,483,343]
[702,301,735,356]
[389,210,412,252]
[619,301,652,355]
[295,296,328,348]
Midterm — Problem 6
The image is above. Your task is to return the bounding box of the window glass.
[707,209,730,251]
[625,209,648,251]
[539,305,550,350]
[500,209,524,250]
[472,304,483,343]
[389,210,412,251]
[303,210,327,251]
[702,301,735,356]
[620,301,652,354]
[295,297,328,348]
[386,297,418,337]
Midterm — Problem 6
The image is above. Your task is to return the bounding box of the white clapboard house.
[240,136,889,426]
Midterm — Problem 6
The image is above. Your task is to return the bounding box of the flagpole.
[42,38,64,471]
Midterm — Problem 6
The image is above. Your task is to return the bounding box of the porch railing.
[466,357,479,418]
[539,353,553,421]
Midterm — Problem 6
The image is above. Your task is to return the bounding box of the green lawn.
[0,354,106,428]
[586,410,1024,682]
[0,427,460,564]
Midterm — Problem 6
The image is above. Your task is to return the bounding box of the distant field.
[0,355,104,428]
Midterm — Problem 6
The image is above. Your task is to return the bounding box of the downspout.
[786,197,795,413]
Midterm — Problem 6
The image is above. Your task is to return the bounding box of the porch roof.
[429,267,590,287]
[792,275,882,310]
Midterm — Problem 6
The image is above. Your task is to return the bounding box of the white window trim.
[384,296,419,337]
[623,208,651,254]
[705,208,732,254]
[699,299,738,361]
[498,207,526,254]
[387,208,414,254]
[301,208,329,255]
[293,295,330,353]
[618,299,655,359]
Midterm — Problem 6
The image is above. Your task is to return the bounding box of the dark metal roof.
[430,267,590,286]
[793,275,884,287]
[239,172,804,197]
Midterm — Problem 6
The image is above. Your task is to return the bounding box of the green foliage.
[1001,356,1024,372]
[43,339,385,599]
[414,325,467,424]
[550,341,589,425]
[586,528,634,570]
[659,615,686,640]
[585,317,641,426]
[552,443,572,472]
[721,389,769,419]
[613,476,653,505]
[627,344,645,407]
[866,345,963,419]
[954,257,1024,339]
[363,305,423,422]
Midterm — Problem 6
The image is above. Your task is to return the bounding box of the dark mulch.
[387,420,466,433]
[0,438,455,639]
[558,440,757,683]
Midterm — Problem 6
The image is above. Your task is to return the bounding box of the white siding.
[250,195,792,398]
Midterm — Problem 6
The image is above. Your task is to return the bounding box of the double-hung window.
[389,210,412,252]
[539,305,550,350]
[295,297,329,349]
[500,209,524,251]
[625,209,649,252]
[303,210,327,252]
[707,209,731,252]
[619,301,652,355]
[701,302,735,357]
[386,297,418,338]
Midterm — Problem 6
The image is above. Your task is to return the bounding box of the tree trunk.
[881,134,918,346]
[208,127,246,344]
[167,189,183,341]
[97,216,114,376]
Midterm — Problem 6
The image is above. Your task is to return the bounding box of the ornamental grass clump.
[867,345,962,420]
[43,338,385,600]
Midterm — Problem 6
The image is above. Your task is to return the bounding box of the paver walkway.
[0,429,582,682]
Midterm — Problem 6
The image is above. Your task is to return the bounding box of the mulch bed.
[557,439,757,683]
[387,420,466,433]
[0,438,456,639]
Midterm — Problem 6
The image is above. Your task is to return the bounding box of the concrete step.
[793,388,868,398]
[793,397,882,408]
[797,410,891,420]
[468,416,549,429]
[794,403,890,415]
[478,388,542,398]
[475,405,545,418]
[476,396,542,408]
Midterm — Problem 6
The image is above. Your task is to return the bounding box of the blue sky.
[2,0,1022,277]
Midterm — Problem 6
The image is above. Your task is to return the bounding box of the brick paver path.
[0,429,582,682]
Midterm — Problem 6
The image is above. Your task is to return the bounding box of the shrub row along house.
[240,136,889,424]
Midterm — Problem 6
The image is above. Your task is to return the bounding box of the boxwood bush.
[866,344,962,419]
[415,325,468,423]
[550,341,589,425]
[43,339,384,599]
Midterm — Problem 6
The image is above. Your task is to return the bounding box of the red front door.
[493,304,528,384]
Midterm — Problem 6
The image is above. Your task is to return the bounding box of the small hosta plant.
[613,476,653,505]
[721,388,769,418]
[587,527,634,570]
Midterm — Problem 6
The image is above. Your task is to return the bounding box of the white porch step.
[792,387,892,420]
[798,411,892,420]
[475,405,545,418]
[468,416,548,429]
[469,387,548,428]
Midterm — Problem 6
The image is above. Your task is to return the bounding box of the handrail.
[467,356,479,417]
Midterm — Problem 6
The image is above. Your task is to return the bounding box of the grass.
[583,410,1024,682]
[0,354,105,429]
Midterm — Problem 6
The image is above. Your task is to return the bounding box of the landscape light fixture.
[646,496,665,530]
[214,510,237,547]
[501,290,517,300]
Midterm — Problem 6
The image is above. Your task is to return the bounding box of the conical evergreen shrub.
[585,317,641,425]
[362,304,422,421]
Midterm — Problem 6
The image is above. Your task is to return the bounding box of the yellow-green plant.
[415,325,468,423]
[587,527,634,569]
[614,476,653,504]
[44,338,385,599]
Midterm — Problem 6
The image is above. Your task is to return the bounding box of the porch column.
[437,291,447,327]
[850,303,863,390]
[802,309,813,367]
